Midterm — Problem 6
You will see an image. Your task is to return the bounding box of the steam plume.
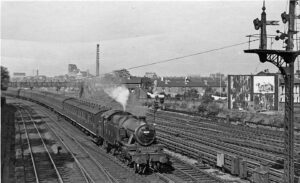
[104,85,129,111]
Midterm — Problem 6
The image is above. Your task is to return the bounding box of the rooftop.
[157,77,226,87]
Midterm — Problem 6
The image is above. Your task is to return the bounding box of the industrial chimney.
[96,44,100,76]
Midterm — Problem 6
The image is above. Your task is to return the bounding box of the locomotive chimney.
[139,116,146,123]
[96,44,100,76]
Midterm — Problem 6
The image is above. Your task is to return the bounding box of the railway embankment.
[1,97,17,183]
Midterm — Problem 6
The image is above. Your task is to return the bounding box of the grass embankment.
[1,97,17,183]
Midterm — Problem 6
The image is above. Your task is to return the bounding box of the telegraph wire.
[123,39,260,71]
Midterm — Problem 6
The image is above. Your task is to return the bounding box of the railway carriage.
[5,88,171,174]
[29,90,48,106]
[19,89,34,101]
[41,92,70,112]
[62,98,108,137]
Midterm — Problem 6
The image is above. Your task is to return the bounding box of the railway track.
[12,97,227,183]
[168,157,224,183]
[15,105,86,183]
[23,100,161,183]
[148,111,286,145]
[148,110,300,158]
[147,109,300,182]
[155,120,283,163]
[152,109,300,143]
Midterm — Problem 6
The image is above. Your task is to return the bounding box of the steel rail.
[18,107,64,183]
[17,98,150,183]
[17,109,40,183]
[15,105,27,182]
[151,112,300,183]
[49,132,95,183]
[14,94,222,183]
[19,101,99,183]
[170,157,224,183]
[33,110,95,183]
[23,109,64,183]
[37,107,117,183]
[32,100,164,183]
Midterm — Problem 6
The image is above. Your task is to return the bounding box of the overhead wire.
[120,39,260,72]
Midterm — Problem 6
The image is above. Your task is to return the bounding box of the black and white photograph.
[2,0,300,183]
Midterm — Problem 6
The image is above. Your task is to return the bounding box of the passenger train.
[4,88,170,174]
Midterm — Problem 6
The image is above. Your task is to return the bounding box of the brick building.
[155,77,227,98]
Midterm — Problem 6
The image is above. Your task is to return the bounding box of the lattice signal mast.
[245,0,300,182]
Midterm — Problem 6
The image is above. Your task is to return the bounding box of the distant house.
[120,76,142,90]
[11,72,26,81]
[144,72,158,79]
[155,77,227,98]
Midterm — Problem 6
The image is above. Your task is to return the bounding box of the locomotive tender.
[4,88,169,173]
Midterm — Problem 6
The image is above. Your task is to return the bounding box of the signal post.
[245,0,299,182]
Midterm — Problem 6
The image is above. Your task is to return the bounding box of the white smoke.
[104,85,130,111]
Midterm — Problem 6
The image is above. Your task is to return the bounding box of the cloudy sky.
[1,0,294,77]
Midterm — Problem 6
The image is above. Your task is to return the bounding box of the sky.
[1,0,296,77]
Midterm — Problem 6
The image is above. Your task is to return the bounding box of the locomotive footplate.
[126,144,168,164]
[130,152,168,164]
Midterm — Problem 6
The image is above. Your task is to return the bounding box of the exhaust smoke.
[104,85,129,111]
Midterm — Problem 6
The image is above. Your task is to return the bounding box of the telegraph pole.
[245,1,299,182]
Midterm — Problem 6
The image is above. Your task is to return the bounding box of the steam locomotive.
[4,88,170,173]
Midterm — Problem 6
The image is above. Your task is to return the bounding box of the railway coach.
[5,87,170,174]
[61,98,109,137]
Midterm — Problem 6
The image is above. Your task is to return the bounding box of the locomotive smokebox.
[138,116,146,123]
[134,124,156,146]
[103,110,156,146]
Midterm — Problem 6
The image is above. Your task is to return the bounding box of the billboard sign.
[253,76,275,94]
[228,75,252,110]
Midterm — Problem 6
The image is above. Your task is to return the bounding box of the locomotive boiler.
[100,110,169,173]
